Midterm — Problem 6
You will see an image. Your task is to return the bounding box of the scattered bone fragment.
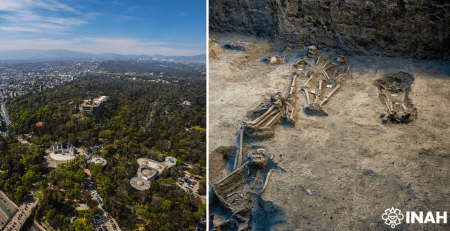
[270,56,278,64]
[266,54,287,64]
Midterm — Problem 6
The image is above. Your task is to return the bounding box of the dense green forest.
[8,74,206,169]
[0,138,46,202]
[2,74,206,230]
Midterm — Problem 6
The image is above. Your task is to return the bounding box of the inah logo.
[382,207,404,228]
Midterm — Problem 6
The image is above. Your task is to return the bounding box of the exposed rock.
[210,0,450,60]
[224,41,272,63]
[209,38,224,59]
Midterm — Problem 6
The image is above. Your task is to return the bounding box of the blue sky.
[0,0,206,56]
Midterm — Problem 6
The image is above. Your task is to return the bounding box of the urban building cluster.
[130,157,177,190]
[0,61,101,99]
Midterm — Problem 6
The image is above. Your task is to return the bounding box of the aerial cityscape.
[0,0,206,230]
[0,59,206,231]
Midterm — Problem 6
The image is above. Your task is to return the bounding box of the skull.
[337,56,347,64]
[307,46,318,58]
[247,148,269,168]
[269,56,278,64]
[270,92,286,108]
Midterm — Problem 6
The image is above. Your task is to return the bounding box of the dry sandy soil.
[209,32,450,230]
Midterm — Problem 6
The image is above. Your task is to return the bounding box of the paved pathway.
[87,187,121,231]
[0,191,18,229]
[17,138,31,146]
[3,198,38,231]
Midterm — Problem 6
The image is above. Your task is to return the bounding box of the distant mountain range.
[0,49,206,62]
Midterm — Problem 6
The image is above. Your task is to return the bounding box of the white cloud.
[0,0,87,33]
[0,27,40,32]
[0,0,77,13]
[124,6,141,13]
[0,37,205,56]
[0,0,206,56]
[112,1,124,5]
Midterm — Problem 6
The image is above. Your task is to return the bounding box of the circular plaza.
[90,157,108,166]
[130,177,150,190]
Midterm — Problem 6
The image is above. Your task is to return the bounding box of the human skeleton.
[213,148,277,230]
[212,46,352,230]
[295,46,352,115]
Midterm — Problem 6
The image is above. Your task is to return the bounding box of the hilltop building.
[182,101,191,109]
[79,96,109,113]
[130,156,177,190]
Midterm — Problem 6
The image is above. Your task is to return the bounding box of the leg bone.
[251,99,266,112]
[314,80,323,104]
[260,169,275,194]
[264,111,282,127]
[254,109,279,128]
[250,105,275,125]
[382,89,394,111]
[320,84,341,106]
[234,128,244,170]
[302,88,311,105]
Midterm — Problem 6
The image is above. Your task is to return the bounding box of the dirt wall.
[209,0,450,60]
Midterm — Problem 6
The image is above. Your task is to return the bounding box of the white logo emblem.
[382,207,404,228]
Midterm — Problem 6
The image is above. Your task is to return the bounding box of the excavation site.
[208,1,450,230]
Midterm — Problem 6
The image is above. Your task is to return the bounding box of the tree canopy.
[4,74,206,230]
